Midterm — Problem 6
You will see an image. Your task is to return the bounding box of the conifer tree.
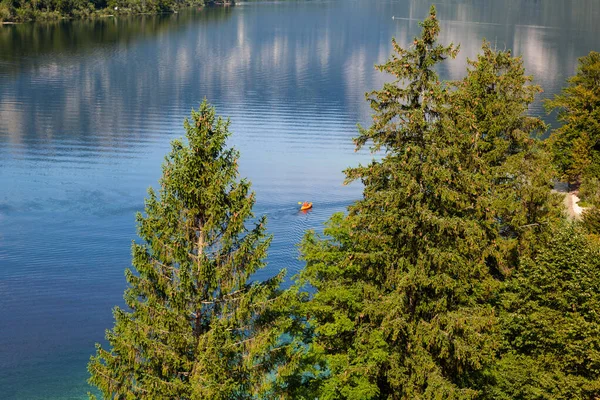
[569,132,593,182]
[452,42,561,266]
[298,8,500,398]
[89,101,289,399]
[546,51,600,187]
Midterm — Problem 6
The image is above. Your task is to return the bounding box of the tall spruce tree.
[452,42,560,268]
[89,101,289,399]
[297,7,501,398]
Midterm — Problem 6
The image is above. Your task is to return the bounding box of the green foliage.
[0,1,13,21]
[297,7,504,398]
[546,51,600,186]
[487,224,600,399]
[452,42,561,266]
[1,0,204,21]
[88,101,291,398]
[569,132,593,180]
[579,176,600,205]
[579,176,600,236]
[582,207,600,235]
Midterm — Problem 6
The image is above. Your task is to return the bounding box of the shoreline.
[0,2,222,25]
[553,182,586,220]
[1,11,197,25]
[564,191,585,220]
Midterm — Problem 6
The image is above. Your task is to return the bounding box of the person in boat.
[302,201,310,209]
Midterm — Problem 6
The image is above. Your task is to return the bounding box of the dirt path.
[563,191,584,220]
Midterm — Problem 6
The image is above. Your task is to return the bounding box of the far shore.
[0,2,228,25]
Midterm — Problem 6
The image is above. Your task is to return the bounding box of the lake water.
[1,0,599,397]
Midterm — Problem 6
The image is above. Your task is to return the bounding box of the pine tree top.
[354,5,459,154]
[89,100,289,399]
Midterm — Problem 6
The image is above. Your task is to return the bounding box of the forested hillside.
[0,0,209,22]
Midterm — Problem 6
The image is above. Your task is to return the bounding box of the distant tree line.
[88,6,600,399]
[0,0,212,22]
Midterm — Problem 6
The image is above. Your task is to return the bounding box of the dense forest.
[88,6,600,399]
[0,0,224,23]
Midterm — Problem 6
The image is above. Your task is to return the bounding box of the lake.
[0,0,598,397]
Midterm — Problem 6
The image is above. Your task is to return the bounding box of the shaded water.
[1,0,599,397]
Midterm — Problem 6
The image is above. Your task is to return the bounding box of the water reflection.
[2,0,598,152]
[0,8,233,67]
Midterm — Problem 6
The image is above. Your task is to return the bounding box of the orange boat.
[300,202,313,211]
